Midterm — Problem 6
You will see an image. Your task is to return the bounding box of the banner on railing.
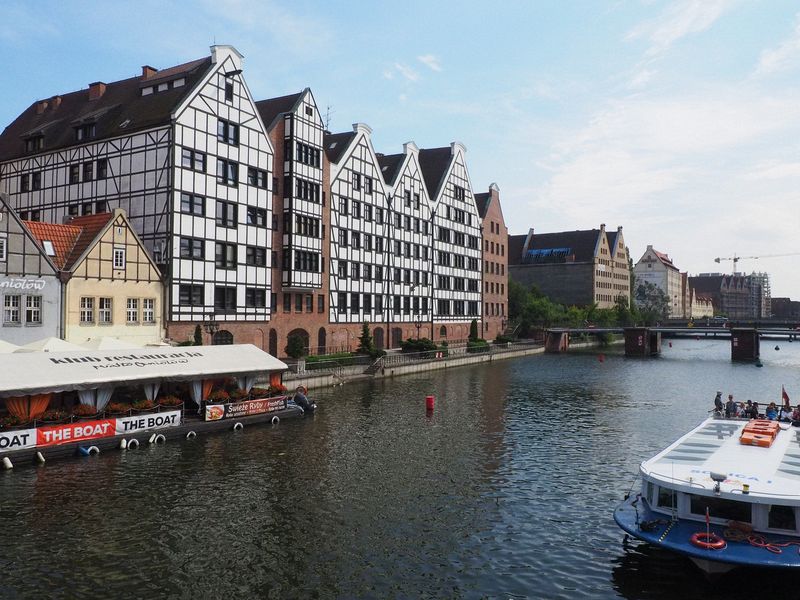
[0,428,37,451]
[28,411,183,449]
[204,397,287,421]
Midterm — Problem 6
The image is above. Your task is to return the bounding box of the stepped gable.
[0,57,212,161]
[255,91,303,131]
[323,131,356,163]
[377,153,404,186]
[417,146,451,199]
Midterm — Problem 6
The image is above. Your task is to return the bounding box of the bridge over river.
[544,326,799,362]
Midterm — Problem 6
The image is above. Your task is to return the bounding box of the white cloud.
[417,54,442,72]
[755,12,800,75]
[626,0,732,58]
[393,62,419,82]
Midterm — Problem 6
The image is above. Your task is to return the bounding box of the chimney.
[50,96,62,110]
[600,223,606,231]
[35,100,49,115]
[88,82,106,101]
[141,65,157,79]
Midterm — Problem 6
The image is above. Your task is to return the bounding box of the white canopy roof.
[16,337,85,353]
[0,344,287,397]
[0,340,19,354]
[79,336,143,350]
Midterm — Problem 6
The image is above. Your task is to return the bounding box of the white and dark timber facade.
[0,45,509,355]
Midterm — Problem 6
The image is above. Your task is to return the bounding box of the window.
[31,171,42,191]
[318,294,324,313]
[82,202,93,216]
[29,210,41,222]
[98,297,112,323]
[214,286,237,312]
[25,295,42,324]
[216,159,238,186]
[142,298,155,323]
[337,292,347,314]
[364,177,373,195]
[97,158,108,180]
[414,193,420,209]
[20,174,29,192]
[247,167,268,189]
[351,262,360,280]
[0,236,5,261]
[338,260,348,279]
[181,148,206,172]
[295,294,303,312]
[179,284,204,306]
[224,80,234,102]
[689,494,751,523]
[83,162,93,181]
[126,298,139,323]
[217,119,239,145]
[768,505,797,531]
[283,293,291,312]
[79,297,94,323]
[216,201,237,228]
[351,292,360,312]
[305,294,313,312]
[338,229,348,247]
[339,197,348,215]
[295,142,321,167]
[95,201,108,213]
[180,237,204,260]
[75,123,96,141]
[246,288,266,308]
[351,232,361,250]
[352,172,361,191]
[246,206,267,227]
[113,247,125,269]
[24,136,43,153]
[180,193,205,216]
[69,164,80,184]
[3,295,21,324]
[352,200,361,219]
[215,242,237,269]
[246,246,267,266]
[404,190,411,207]
[454,185,466,202]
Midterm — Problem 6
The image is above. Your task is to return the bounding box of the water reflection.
[1,339,799,598]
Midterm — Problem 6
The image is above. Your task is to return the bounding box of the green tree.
[356,322,375,355]
[468,319,479,342]
[193,324,203,346]
[285,334,307,359]
[634,281,670,325]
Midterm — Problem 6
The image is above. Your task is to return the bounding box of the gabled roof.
[523,230,602,263]
[254,91,303,132]
[24,212,113,270]
[323,131,356,164]
[474,192,490,218]
[417,147,451,200]
[653,249,678,270]
[377,153,404,186]
[508,234,528,264]
[0,57,212,162]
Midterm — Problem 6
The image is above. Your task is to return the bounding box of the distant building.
[508,224,630,309]
[689,272,770,319]
[633,245,683,317]
[771,297,800,319]
[475,183,508,339]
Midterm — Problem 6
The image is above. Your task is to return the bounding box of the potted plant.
[250,387,269,399]
[206,389,230,404]
[39,409,69,424]
[106,402,131,416]
[132,399,156,414]
[0,414,27,430]
[229,388,249,402]
[72,403,99,419]
[157,395,184,411]
[267,384,288,397]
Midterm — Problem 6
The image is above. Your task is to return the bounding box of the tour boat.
[614,416,800,573]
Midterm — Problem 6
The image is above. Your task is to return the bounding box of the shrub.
[207,389,230,403]
[494,335,514,344]
[250,387,270,398]
[72,403,97,416]
[106,402,131,414]
[285,335,307,359]
[40,409,68,422]
[132,399,155,411]
[229,388,249,401]
[469,319,479,342]
[157,395,183,407]
[193,324,203,346]
[267,384,287,396]
[467,339,490,353]
[356,322,375,355]
[400,337,437,354]
[0,415,25,428]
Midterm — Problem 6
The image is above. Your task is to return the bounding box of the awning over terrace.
[0,344,287,398]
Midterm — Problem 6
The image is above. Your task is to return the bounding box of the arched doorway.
[317,327,327,355]
[391,327,402,348]
[439,325,447,340]
[286,328,310,357]
[268,329,278,357]
[213,330,233,345]
[374,327,385,350]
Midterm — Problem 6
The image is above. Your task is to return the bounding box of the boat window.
[689,495,751,523]
[768,505,796,531]
[657,487,676,510]
[646,481,655,504]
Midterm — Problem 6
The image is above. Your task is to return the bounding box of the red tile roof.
[23,212,113,270]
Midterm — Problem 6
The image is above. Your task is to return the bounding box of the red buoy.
[598,354,605,362]
[425,395,435,410]
[669,342,672,348]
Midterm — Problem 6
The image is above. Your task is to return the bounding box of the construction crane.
[714,252,800,274]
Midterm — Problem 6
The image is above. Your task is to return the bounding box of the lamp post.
[203,313,219,345]
[414,312,422,339]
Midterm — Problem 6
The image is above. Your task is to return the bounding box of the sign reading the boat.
[37,419,116,446]
[0,428,36,451]
[115,411,181,435]
[204,397,287,421]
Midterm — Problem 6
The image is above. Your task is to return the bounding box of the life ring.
[690,532,726,550]
[88,446,100,455]
[186,431,197,439]
[127,438,140,450]
[271,416,280,425]
[233,422,244,431]
[154,434,166,444]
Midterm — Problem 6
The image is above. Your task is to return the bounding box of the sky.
[1,0,799,298]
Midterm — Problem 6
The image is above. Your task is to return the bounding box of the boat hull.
[614,494,800,572]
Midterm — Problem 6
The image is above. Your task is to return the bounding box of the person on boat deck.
[737,402,746,417]
[725,394,736,418]
[792,404,800,423]
[779,402,793,422]
[714,391,724,415]
[293,385,312,411]
[766,402,778,420]
[748,401,759,419]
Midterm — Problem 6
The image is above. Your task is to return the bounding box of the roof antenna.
[324,105,334,130]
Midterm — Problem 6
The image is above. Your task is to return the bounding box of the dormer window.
[42,240,55,256]
[75,123,96,141]
[24,136,43,153]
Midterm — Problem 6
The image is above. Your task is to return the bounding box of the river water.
[2,339,800,599]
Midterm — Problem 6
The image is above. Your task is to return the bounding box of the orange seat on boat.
[740,433,774,448]
[740,420,779,447]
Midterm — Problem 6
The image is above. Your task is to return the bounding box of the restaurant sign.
[30,411,183,448]
[0,428,37,451]
[204,397,287,421]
